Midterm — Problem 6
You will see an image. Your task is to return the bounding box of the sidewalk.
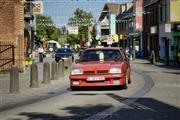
[0,57,70,112]
[130,58,180,70]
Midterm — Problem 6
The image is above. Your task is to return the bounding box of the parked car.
[78,46,88,57]
[46,40,61,53]
[55,48,74,62]
[69,47,131,90]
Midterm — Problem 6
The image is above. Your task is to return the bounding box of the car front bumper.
[69,73,126,87]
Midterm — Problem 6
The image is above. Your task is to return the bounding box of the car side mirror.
[75,59,79,63]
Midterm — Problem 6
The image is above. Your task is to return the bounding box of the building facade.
[98,3,121,46]
[116,3,133,48]
[169,0,180,66]
[0,0,25,71]
[143,0,159,58]
[24,0,36,57]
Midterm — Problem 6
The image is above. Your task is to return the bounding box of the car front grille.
[84,70,109,75]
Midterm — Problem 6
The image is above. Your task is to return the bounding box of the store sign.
[135,0,143,31]
[106,37,113,45]
[170,0,180,22]
[151,26,157,34]
[33,1,43,14]
[68,26,78,35]
[165,24,171,33]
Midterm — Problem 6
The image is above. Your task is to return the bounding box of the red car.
[69,47,131,90]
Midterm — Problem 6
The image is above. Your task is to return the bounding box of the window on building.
[156,7,158,24]
[164,4,167,22]
[160,4,163,22]
[122,22,124,31]
[124,21,126,30]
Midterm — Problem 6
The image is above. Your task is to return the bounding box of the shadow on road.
[15,94,180,120]
[69,86,125,91]
[18,104,112,120]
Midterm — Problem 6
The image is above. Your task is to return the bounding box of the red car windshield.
[80,49,122,62]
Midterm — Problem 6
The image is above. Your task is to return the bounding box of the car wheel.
[127,69,131,84]
[128,78,131,84]
[55,59,59,62]
[123,76,128,89]
[128,74,131,84]
[72,57,74,62]
[70,86,76,91]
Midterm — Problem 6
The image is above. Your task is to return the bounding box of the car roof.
[57,48,71,50]
[85,47,122,51]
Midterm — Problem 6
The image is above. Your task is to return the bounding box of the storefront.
[172,31,180,66]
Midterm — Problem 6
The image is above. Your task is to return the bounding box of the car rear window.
[57,48,72,53]
[80,49,122,62]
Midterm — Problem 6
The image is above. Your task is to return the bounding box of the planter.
[25,60,33,66]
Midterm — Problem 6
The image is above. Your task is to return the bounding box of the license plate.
[87,77,105,81]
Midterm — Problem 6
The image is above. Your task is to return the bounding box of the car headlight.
[71,69,83,75]
[109,68,122,74]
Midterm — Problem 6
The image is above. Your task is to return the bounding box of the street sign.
[165,24,171,33]
[67,26,78,35]
[33,1,43,14]
[106,37,113,45]
[150,26,157,34]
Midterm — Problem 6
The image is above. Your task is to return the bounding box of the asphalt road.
[0,59,180,120]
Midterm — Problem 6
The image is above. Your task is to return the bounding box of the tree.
[91,25,97,46]
[67,8,94,45]
[36,15,61,42]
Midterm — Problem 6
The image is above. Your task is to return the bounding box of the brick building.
[0,0,25,71]
[143,0,159,58]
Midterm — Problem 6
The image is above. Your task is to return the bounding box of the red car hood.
[73,61,123,71]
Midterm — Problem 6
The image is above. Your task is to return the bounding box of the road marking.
[84,70,154,120]
[156,84,180,88]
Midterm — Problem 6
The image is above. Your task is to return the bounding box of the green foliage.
[67,8,94,45]
[67,34,79,45]
[36,15,61,42]
[91,26,97,45]
[78,26,88,41]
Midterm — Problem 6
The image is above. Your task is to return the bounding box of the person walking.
[38,44,44,62]
[125,47,130,58]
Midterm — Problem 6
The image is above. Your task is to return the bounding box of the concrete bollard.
[51,61,58,80]
[63,59,69,73]
[132,50,136,60]
[69,56,73,71]
[150,50,156,64]
[10,66,19,93]
[58,60,64,78]
[30,63,39,88]
[42,62,50,84]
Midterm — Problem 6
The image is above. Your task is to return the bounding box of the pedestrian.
[125,47,130,58]
[38,44,44,62]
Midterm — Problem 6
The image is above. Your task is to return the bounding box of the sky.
[41,0,132,27]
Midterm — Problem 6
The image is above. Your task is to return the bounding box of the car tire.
[71,86,76,91]
[55,59,59,63]
[128,78,131,84]
[127,69,131,84]
[128,74,131,84]
[123,76,128,89]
